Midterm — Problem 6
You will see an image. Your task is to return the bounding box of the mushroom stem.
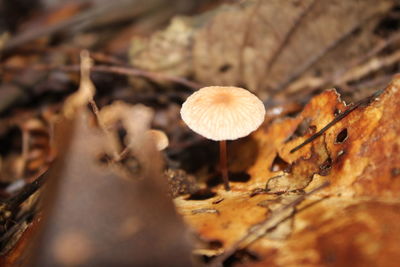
[219,140,230,191]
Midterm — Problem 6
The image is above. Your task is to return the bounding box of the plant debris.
[175,77,400,266]
[1,0,400,266]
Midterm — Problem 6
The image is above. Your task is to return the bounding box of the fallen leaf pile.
[1,0,400,266]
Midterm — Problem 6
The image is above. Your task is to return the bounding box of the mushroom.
[180,86,265,190]
[147,129,169,151]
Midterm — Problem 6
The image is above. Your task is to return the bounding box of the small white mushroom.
[180,86,265,190]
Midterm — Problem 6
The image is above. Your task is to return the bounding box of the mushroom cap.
[180,86,266,141]
[147,129,169,151]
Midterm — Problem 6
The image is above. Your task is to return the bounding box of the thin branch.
[2,64,202,90]
[92,65,202,89]
[343,31,400,70]
[5,171,46,213]
[335,49,400,85]
[289,88,384,153]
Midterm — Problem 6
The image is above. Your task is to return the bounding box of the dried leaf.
[23,108,192,266]
[175,76,400,266]
[130,0,395,99]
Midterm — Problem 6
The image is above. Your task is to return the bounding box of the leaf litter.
[175,77,400,266]
[1,0,400,266]
[19,51,192,266]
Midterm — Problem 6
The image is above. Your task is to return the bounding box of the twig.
[2,64,202,90]
[344,32,400,70]
[289,88,384,153]
[92,65,202,89]
[0,209,36,248]
[335,49,400,85]
[88,98,123,161]
[4,172,46,213]
[210,181,330,266]
[347,74,392,92]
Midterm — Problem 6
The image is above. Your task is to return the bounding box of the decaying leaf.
[3,2,400,264]
[21,107,193,266]
[3,51,194,266]
[130,0,396,99]
[175,76,400,266]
